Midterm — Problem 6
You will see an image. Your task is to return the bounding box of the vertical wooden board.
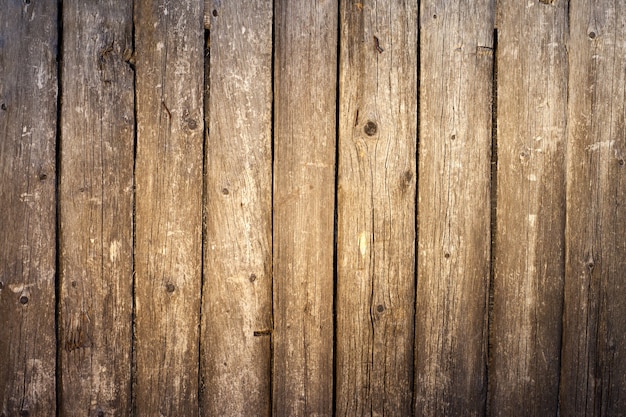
[490,1,568,415]
[415,1,494,415]
[0,1,57,415]
[561,2,626,415]
[58,2,134,416]
[134,1,204,416]
[336,1,417,415]
[272,1,337,415]
[201,1,273,416]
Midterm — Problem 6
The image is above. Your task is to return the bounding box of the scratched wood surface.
[560,2,626,415]
[58,2,134,416]
[2,1,626,416]
[0,1,58,416]
[490,0,569,415]
[272,1,337,416]
[201,0,273,415]
[133,1,204,416]
[336,1,417,415]
[415,1,494,416]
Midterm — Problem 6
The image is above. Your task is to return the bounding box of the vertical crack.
[486,26,498,417]
[129,1,137,415]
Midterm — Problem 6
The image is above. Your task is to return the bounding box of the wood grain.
[336,1,417,415]
[58,2,134,416]
[0,1,58,415]
[490,1,568,415]
[272,1,337,415]
[134,1,204,415]
[201,1,273,415]
[415,1,494,415]
[560,1,626,415]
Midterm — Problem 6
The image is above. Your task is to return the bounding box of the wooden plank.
[336,1,417,415]
[134,1,204,415]
[58,2,134,416]
[415,1,494,415]
[560,2,626,415]
[201,1,273,415]
[0,1,58,415]
[272,1,337,415]
[490,1,568,415]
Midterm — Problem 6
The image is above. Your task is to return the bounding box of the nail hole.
[221,188,229,195]
[39,173,47,180]
[249,274,257,283]
[19,295,29,305]
[444,252,451,258]
[1,103,6,110]
[166,283,175,293]
[451,134,456,141]
[619,159,624,166]
[71,281,77,288]
[589,31,596,39]
[0,281,4,290]
[19,410,29,417]
[187,119,197,129]
[212,9,218,17]
[97,411,105,417]
[376,305,385,313]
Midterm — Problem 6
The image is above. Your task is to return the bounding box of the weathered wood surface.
[134,1,204,415]
[0,1,58,416]
[201,1,273,416]
[490,1,568,415]
[58,2,134,416]
[336,1,417,415]
[560,2,626,415]
[415,1,494,415]
[272,1,337,415]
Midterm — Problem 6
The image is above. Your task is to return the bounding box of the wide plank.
[490,1,568,415]
[58,2,134,415]
[201,0,273,415]
[560,1,626,415]
[415,1,495,415]
[134,1,204,415]
[336,1,417,415]
[0,2,58,415]
[272,1,338,415]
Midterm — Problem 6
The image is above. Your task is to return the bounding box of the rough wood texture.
[201,1,273,415]
[415,1,494,415]
[272,1,337,415]
[560,2,626,415]
[0,2,58,416]
[490,1,568,415]
[336,1,417,415]
[134,1,204,415]
[58,2,134,416]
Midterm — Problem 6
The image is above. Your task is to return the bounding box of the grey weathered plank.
[560,1,626,415]
[272,1,337,415]
[134,1,204,415]
[201,1,273,415]
[0,1,58,415]
[336,1,417,415]
[415,1,494,415]
[490,1,568,415]
[58,2,134,416]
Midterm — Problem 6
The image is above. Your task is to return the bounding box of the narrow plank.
[336,1,417,415]
[58,2,134,416]
[490,1,568,415]
[560,2,626,415]
[201,1,273,415]
[415,1,494,415]
[272,1,337,415]
[134,1,204,415]
[0,1,58,415]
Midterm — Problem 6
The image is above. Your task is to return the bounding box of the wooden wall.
[1,0,625,416]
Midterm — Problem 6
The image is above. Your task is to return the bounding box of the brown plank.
[560,1,626,415]
[490,0,568,415]
[0,2,58,415]
[336,1,417,415]
[272,1,337,415]
[58,2,134,416]
[415,1,494,415]
[201,1,273,415]
[134,1,204,415]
